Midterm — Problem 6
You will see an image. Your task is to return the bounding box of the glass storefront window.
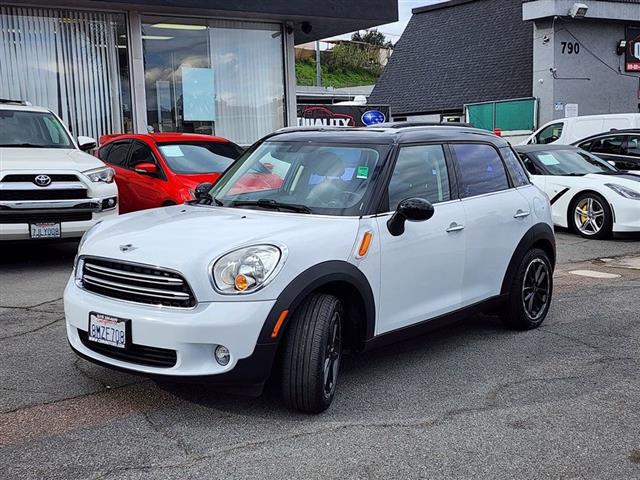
[0,6,132,140]
[142,17,285,145]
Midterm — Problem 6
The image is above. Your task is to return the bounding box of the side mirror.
[78,136,97,152]
[134,162,158,175]
[194,182,213,200]
[387,198,434,236]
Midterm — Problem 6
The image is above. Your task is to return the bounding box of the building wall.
[533,18,640,124]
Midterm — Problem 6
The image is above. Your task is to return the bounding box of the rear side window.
[105,142,130,167]
[501,147,530,187]
[589,135,625,155]
[452,143,509,198]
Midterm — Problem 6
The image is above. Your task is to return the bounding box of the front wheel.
[570,192,612,239]
[280,294,343,414]
[501,248,553,330]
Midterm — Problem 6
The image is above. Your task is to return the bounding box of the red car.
[97,133,244,213]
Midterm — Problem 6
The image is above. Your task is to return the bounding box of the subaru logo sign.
[361,110,386,126]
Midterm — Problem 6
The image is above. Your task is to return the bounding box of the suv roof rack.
[0,98,32,106]
[374,121,474,129]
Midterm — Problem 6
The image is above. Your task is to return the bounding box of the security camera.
[568,3,588,18]
[301,22,312,35]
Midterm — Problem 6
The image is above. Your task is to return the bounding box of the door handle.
[446,222,465,233]
[514,209,531,219]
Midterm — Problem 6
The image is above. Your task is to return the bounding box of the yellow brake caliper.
[580,204,588,225]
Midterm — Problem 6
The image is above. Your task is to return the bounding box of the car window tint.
[535,123,563,144]
[624,135,639,157]
[158,143,237,174]
[129,142,156,167]
[590,136,625,155]
[98,143,112,161]
[453,143,509,197]
[520,154,539,175]
[105,142,130,167]
[388,145,450,210]
[501,147,530,186]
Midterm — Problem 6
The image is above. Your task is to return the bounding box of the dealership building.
[0,1,397,145]
[369,0,640,131]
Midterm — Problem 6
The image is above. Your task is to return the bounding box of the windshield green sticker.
[356,166,369,179]
[538,153,560,166]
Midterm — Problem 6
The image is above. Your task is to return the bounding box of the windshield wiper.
[231,198,312,214]
[0,143,47,148]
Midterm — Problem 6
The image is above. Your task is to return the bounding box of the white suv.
[65,124,555,413]
[0,100,118,240]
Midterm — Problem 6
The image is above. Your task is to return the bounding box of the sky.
[328,0,446,43]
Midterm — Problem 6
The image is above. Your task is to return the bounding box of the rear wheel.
[280,294,343,414]
[501,248,553,330]
[570,192,612,239]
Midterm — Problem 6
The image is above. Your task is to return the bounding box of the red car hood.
[174,172,223,188]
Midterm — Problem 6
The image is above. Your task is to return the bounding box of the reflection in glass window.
[501,147,530,186]
[0,111,73,148]
[388,145,450,210]
[453,144,509,198]
[535,123,564,144]
[530,149,617,175]
[142,17,285,145]
[158,142,241,173]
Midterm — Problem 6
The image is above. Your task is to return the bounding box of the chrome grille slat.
[80,258,196,308]
[83,275,191,299]
[84,263,184,285]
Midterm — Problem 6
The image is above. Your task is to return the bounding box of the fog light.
[101,197,118,210]
[215,345,230,366]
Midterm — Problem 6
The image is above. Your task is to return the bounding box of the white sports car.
[516,145,640,239]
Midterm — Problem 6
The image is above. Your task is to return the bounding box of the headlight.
[84,167,115,183]
[605,183,640,200]
[211,245,283,294]
[78,221,102,252]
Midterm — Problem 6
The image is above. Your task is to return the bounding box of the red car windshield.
[157,141,243,174]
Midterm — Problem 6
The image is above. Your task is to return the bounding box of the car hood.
[0,148,104,172]
[586,172,640,188]
[174,172,222,189]
[80,204,361,300]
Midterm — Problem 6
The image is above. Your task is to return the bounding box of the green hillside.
[296,60,378,88]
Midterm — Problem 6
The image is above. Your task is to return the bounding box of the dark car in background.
[573,129,640,171]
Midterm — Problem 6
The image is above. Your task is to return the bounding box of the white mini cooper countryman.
[65,124,556,413]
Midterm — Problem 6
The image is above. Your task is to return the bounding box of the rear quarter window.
[501,147,530,187]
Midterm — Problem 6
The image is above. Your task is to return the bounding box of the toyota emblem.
[34,174,52,187]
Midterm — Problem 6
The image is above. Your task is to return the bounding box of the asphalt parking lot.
[1,232,639,480]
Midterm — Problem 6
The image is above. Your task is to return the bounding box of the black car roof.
[572,128,640,145]
[266,126,511,148]
[515,144,582,153]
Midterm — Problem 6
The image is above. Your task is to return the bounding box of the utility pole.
[315,41,322,87]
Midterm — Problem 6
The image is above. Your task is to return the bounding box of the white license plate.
[29,222,61,239]
[88,312,127,349]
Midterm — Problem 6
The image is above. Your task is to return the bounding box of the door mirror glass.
[195,182,214,200]
[78,136,97,152]
[387,198,435,236]
[134,162,158,175]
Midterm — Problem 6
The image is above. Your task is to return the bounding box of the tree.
[351,29,393,48]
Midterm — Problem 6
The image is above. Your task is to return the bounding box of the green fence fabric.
[466,98,536,132]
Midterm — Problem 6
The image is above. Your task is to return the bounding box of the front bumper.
[612,200,640,233]
[0,198,118,240]
[64,279,277,382]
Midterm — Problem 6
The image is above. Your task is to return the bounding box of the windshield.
[158,141,242,174]
[531,149,618,175]
[0,110,73,148]
[209,141,389,216]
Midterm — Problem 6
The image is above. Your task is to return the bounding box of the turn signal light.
[234,274,249,291]
[358,231,373,257]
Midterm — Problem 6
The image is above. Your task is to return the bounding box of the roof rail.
[0,98,32,106]
[373,121,475,129]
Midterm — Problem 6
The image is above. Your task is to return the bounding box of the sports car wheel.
[570,192,612,239]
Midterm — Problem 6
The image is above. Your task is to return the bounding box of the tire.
[280,293,343,414]
[162,201,176,207]
[569,192,613,239]
[500,248,553,330]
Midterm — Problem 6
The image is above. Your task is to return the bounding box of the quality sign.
[297,105,390,128]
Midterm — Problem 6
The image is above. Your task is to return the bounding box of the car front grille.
[0,189,88,200]
[78,329,177,368]
[0,211,92,224]
[80,257,197,308]
[1,174,79,182]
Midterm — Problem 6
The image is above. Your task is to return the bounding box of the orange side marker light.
[271,310,289,338]
[358,231,373,257]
